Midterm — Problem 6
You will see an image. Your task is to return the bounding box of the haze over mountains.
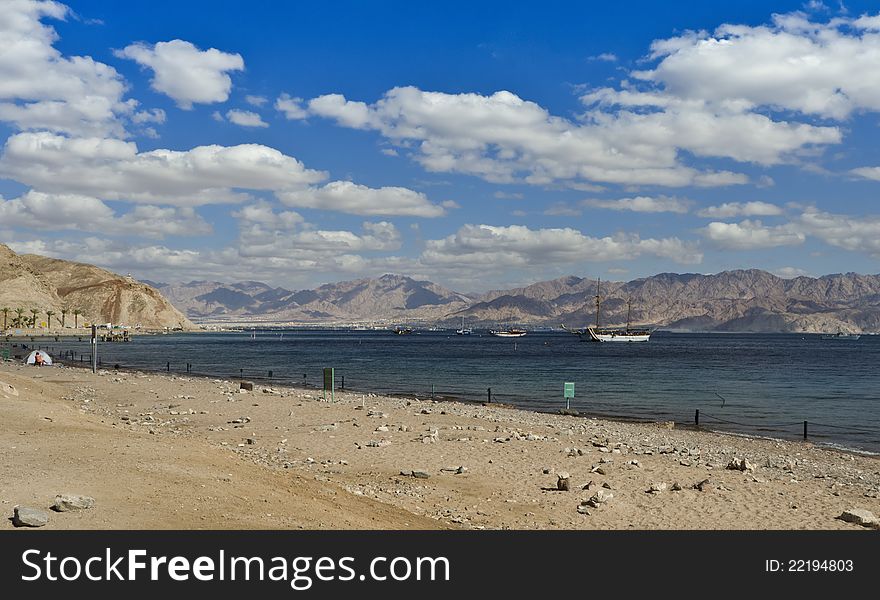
[154,269,880,333]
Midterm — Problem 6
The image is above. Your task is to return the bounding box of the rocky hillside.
[159,269,880,333]
[0,244,195,330]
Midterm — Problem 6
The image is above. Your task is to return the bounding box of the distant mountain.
[155,274,472,322]
[157,269,880,333]
[0,244,194,330]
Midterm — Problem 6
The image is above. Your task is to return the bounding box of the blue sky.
[3,0,880,291]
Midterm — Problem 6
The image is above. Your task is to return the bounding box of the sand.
[1,361,878,530]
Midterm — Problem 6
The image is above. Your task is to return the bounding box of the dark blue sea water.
[19,330,880,453]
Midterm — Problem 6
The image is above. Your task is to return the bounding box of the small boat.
[394,326,414,335]
[820,328,860,340]
[490,328,527,338]
[456,317,472,335]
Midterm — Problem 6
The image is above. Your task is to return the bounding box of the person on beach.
[34,352,44,367]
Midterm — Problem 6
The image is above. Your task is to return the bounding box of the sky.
[3,0,880,292]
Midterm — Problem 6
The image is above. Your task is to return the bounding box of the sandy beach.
[1,361,878,530]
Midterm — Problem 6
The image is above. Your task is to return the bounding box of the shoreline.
[2,360,879,530]
[50,358,880,458]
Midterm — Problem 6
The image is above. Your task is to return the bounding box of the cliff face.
[0,244,195,330]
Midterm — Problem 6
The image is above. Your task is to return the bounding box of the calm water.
[19,330,880,453]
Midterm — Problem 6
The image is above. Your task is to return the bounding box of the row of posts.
[695,409,809,440]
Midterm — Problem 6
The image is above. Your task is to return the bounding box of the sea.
[16,330,880,454]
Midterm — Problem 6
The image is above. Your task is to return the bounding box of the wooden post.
[341,375,345,390]
[166,361,170,372]
[487,387,492,403]
[803,420,808,440]
[695,409,700,428]
[268,370,273,379]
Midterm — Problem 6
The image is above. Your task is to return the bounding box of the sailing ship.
[564,279,651,342]
[820,328,860,340]
[456,317,473,335]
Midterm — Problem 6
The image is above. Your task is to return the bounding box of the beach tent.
[25,351,53,366]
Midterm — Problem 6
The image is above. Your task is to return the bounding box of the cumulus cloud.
[0,190,211,238]
[0,131,326,206]
[850,166,880,181]
[245,95,267,107]
[0,0,135,137]
[633,11,880,120]
[420,224,703,270]
[701,219,805,249]
[277,181,445,217]
[696,201,784,218]
[307,86,754,189]
[116,39,244,109]
[224,109,268,128]
[795,207,880,256]
[582,195,691,213]
[275,93,308,120]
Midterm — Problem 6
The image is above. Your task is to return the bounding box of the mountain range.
[153,269,880,333]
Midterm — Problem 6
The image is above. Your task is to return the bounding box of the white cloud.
[0,0,133,137]
[0,190,211,238]
[701,219,805,249]
[0,131,326,206]
[588,53,618,62]
[277,180,445,217]
[245,95,267,107]
[850,166,880,181]
[275,93,308,120]
[633,11,880,120]
[131,108,166,124]
[582,195,691,213]
[116,39,243,109]
[696,201,784,218]
[380,148,398,157]
[795,207,880,256]
[307,85,833,189]
[773,266,810,278]
[420,224,703,269]
[225,109,268,128]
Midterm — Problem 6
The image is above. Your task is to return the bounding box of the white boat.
[490,328,527,338]
[581,279,651,343]
[456,317,472,335]
[820,328,860,340]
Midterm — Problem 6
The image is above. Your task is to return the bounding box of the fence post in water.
[431,383,435,399]
[804,420,808,440]
[487,387,492,403]
[341,375,344,390]
[695,409,700,428]
[268,370,273,379]
[240,368,243,380]
[166,361,170,372]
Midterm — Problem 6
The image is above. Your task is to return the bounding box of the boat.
[580,279,651,342]
[490,327,527,338]
[820,328,860,340]
[394,326,414,335]
[456,317,473,335]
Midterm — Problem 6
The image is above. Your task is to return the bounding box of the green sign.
[564,382,575,398]
[323,367,335,401]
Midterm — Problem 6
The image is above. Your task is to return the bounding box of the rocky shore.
[1,362,878,530]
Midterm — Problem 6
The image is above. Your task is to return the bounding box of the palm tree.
[29,308,40,328]
[1,307,8,330]
[46,310,55,329]
[14,308,25,328]
[73,309,82,329]
[60,308,68,328]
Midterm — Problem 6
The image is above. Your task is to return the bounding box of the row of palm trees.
[0,307,83,330]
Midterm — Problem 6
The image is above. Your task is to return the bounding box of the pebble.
[52,494,95,512]
[837,508,879,529]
